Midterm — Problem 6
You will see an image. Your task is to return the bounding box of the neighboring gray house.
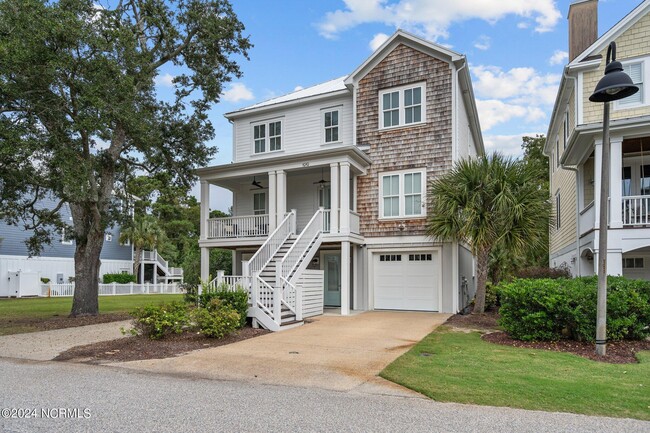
[197,30,483,331]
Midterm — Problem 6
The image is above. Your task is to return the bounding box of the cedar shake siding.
[356,43,453,238]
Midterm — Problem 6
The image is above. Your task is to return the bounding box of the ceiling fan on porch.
[313,168,330,187]
[249,176,268,191]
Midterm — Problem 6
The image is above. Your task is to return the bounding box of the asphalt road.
[1,358,648,433]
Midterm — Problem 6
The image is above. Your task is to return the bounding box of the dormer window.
[379,82,426,130]
[253,119,282,154]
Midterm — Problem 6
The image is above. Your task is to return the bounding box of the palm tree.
[427,153,550,313]
[119,217,165,280]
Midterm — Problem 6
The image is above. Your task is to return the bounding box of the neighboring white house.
[197,30,484,331]
[546,0,650,279]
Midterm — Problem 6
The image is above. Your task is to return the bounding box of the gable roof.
[344,29,462,86]
[570,0,650,66]
[224,76,349,119]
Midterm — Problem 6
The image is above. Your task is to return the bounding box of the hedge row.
[497,276,650,342]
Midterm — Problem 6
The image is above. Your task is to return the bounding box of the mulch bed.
[445,309,650,364]
[54,326,269,364]
[0,313,131,334]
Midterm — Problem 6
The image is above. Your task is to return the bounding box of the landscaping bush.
[40,277,50,284]
[103,273,137,284]
[191,298,240,338]
[130,301,190,340]
[181,282,198,304]
[199,283,249,328]
[497,276,650,342]
[484,281,499,310]
[514,266,571,280]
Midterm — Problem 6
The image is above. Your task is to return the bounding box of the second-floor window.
[253,192,266,215]
[61,227,73,245]
[379,82,426,129]
[617,62,644,108]
[324,110,339,143]
[253,120,282,154]
[555,192,561,230]
[379,169,425,219]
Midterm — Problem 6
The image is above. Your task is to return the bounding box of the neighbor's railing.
[350,211,360,234]
[622,195,650,226]
[41,282,182,297]
[206,214,269,239]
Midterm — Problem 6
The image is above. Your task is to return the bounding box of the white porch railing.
[247,211,295,276]
[278,209,324,315]
[207,214,269,239]
[322,209,331,233]
[41,282,182,297]
[350,211,360,234]
[623,195,650,226]
[579,201,595,235]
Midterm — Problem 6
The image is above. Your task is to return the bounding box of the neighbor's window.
[555,192,561,230]
[379,169,426,219]
[379,82,426,129]
[563,111,569,149]
[324,110,339,143]
[623,257,644,269]
[617,62,644,108]
[253,119,282,154]
[253,192,266,215]
[61,228,73,245]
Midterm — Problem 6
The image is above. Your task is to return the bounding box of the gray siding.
[0,196,132,261]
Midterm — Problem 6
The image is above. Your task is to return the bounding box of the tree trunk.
[71,226,103,317]
[473,247,490,314]
[133,247,142,281]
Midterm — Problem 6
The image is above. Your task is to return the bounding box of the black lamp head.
[589,42,639,103]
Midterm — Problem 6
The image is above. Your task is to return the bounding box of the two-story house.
[546,0,650,279]
[197,30,484,331]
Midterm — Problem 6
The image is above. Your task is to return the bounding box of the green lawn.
[381,327,650,421]
[0,295,183,335]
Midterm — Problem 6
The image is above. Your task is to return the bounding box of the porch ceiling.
[197,146,371,187]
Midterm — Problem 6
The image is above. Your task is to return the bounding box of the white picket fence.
[40,282,183,297]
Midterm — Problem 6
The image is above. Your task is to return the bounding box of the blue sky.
[159,0,641,210]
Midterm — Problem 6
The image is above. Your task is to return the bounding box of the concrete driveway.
[116,311,449,395]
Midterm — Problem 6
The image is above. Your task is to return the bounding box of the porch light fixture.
[589,41,639,357]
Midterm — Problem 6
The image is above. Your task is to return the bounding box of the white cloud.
[221,83,255,103]
[369,32,390,51]
[517,22,530,29]
[483,133,544,157]
[549,50,569,65]
[473,35,491,51]
[294,85,304,91]
[318,0,561,40]
[155,73,175,87]
[472,65,560,106]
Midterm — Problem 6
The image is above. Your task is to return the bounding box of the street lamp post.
[588,41,639,356]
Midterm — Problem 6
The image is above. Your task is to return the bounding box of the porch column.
[330,163,340,234]
[200,247,210,283]
[609,136,623,229]
[341,240,350,315]
[200,180,209,240]
[339,162,350,235]
[276,170,287,225]
[268,171,277,232]
[594,139,602,227]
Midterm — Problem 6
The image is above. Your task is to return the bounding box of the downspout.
[455,59,467,162]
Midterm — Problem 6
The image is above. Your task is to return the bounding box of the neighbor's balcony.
[622,196,650,226]
[207,214,269,239]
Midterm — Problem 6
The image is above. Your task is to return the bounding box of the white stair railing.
[277,208,324,315]
[247,210,296,277]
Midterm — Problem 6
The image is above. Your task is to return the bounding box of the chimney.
[568,0,599,62]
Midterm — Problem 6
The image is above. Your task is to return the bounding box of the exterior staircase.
[141,250,184,283]
[208,209,326,331]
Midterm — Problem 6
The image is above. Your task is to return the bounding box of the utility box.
[5,271,41,297]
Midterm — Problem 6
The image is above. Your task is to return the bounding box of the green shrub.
[515,266,572,280]
[181,282,198,304]
[191,299,240,338]
[103,273,137,284]
[497,276,650,342]
[199,283,249,328]
[40,277,50,284]
[484,281,499,310]
[130,301,190,340]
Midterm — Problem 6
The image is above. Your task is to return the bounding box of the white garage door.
[373,251,439,311]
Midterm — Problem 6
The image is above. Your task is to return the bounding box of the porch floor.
[115,311,449,395]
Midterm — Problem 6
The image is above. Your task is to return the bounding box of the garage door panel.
[374,251,439,312]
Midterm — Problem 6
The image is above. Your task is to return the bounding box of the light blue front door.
[323,252,341,307]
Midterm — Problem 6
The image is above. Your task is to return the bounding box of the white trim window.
[323,110,339,143]
[616,61,644,108]
[623,257,644,269]
[252,119,282,154]
[379,169,426,219]
[379,82,426,129]
[563,111,569,149]
[105,233,113,242]
[253,192,266,215]
[555,191,561,230]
